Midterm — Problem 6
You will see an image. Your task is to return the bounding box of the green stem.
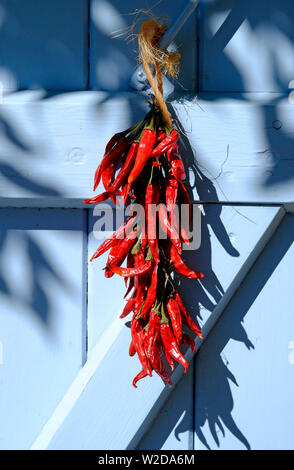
[160,302,169,324]
[148,164,154,185]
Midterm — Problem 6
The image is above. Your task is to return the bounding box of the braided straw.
[138,20,180,131]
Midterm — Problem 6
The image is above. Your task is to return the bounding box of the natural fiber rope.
[138,20,180,131]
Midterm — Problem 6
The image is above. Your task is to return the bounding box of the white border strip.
[31,314,124,450]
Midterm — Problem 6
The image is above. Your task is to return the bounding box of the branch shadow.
[197,0,294,186]
[0,210,75,332]
[194,214,293,450]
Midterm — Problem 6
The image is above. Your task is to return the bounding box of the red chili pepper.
[178,181,192,240]
[174,292,203,339]
[121,182,132,204]
[160,322,188,373]
[104,130,127,155]
[156,130,167,143]
[124,278,135,299]
[145,182,160,261]
[150,129,178,157]
[182,333,196,355]
[110,259,152,277]
[94,138,129,191]
[83,191,111,205]
[132,369,148,388]
[132,252,147,315]
[145,307,161,355]
[120,297,136,319]
[166,177,178,213]
[129,340,136,357]
[139,264,158,319]
[158,204,182,254]
[165,176,179,236]
[134,283,146,316]
[166,297,182,344]
[90,215,137,262]
[111,141,139,192]
[167,145,186,182]
[128,127,156,184]
[145,337,172,386]
[101,163,118,204]
[124,252,134,287]
[164,349,175,372]
[162,240,203,279]
[105,230,137,278]
[131,316,152,376]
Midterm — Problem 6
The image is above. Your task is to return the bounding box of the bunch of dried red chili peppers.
[84,107,203,388]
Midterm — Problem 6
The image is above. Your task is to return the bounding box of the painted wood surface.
[0,0,88,91]
[89,0,197,92]
[0,0,293,451]
[137,363,194,451]
[194,213,294,450]
[30,204,283,450]
[199,0,294,92]
[0,92,293,204]
[0,208,87,449]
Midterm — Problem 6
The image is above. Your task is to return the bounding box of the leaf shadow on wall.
[198,0,294,187]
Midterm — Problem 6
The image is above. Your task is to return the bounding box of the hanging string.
[138,20,180,131]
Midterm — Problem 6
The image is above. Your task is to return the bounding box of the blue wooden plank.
[194,214,294,450]
[0,0,88,90]
[0,92,294,204]
[199,0,294,92]
[0,208,86,449]
[87,207,127,352]
[89,0,197,91]
[31,205,283,450]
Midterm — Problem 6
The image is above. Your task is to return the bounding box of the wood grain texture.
[32,204,282,450]
[89,0,197,92]
[194,213,294,450]
[0,91,293,205]
[199,0,294,92]
[0,208,87,449]
[0,0,88,91]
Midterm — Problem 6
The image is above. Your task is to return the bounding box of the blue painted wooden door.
[0,0,293,450]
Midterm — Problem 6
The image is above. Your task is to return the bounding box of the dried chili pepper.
[139,264,158,319]
[174,292,203,339]
[129,340,136,357]
[145,305,161,355]
[145,180,160,261]
[158,204,182,254]
[105,229,137,278]
[128,120,156,184]
[85,98,205,388]
[160,322,188,373]
[167,145,186,182]
[110,260,152,277]
[166,297,182,344]
[146,338,172,386]
[150,129,178,157]
[133,369,148,388]
[90,215,137,262]
[83,191,111,205]
[131,315,152,377]
[111,141,138,192]
[94,137,129,191]
[120,297,136,319]
[163,240,203,279]
[182,333,196,355]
